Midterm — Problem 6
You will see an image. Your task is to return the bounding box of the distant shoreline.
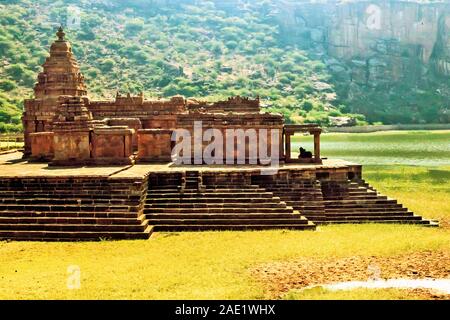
[326,124,450,133]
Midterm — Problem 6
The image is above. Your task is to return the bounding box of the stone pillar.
[314,132,321,163]
[285,132,291,162]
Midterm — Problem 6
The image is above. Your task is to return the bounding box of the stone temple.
[0,28,436,241]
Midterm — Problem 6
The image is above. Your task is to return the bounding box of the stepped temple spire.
[33,26,87,99]
[56,25,65,41]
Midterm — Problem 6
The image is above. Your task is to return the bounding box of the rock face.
[274,0,450,123]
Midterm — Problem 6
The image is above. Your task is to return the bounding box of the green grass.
[0,225,448,299]
[0,141,23,151]
[0,130,449,299]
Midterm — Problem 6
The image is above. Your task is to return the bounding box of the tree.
[125,18,145,35]
[5,64,26,80]
[0,80,17,91]
[99,59,115,72]
[302,100,314,112]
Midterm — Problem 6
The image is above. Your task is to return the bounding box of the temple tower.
[22,26,88,157]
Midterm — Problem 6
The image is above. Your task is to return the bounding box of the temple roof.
[33,27,87,99]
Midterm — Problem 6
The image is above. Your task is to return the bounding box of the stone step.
[152,223,316,231]
[323,199,397,205]
[0,211,140,218]
[144,202,287,209]
[324,195,386,200]
[286,200,324,205]
[0,216,144,225]
[148,218,310,225]
[199,188,267,193]
[315,220,432,225]
[146,213,303,219]
[290,206,326,211]
[0,223,147,232]
[146,197,281,203]
[144,207,294,214]
[260,183,316,187]
[203,185,261,189]
[0,192,142,199]
[323,215,422,221]
[325,207,407,213]
[323,211,415,217]
[0,198,137,205]
[272,195,323,200]
[0,204,137,212]
[0,227,153,241]
[348,191,378,195]
[265,188,321,193]
[325,202,403,207]
[147,192,275,198]
[0,186,135,192]
[285,199,324,203]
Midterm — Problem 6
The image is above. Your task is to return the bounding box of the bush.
[5,64,26,80]
[86,68,99,78]
[99,59,115,72]
[0,80,17,91]
[225,41,238,50]
[125,18,145,35]
[22,70,36,87]
[302,100,314,112]
[0,39,13,55]
[328,110,342,117]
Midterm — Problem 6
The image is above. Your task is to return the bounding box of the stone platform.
[0,152,438,241]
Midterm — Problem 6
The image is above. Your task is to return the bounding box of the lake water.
[291,130,450,167]
[321,278,450,295]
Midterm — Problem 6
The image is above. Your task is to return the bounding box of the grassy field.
[0,130,449,300]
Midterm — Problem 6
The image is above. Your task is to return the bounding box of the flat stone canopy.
[0,151,359,179]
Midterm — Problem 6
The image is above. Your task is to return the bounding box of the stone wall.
[137,129,173,162]
[30,132,54,161]
[91,127,134,165]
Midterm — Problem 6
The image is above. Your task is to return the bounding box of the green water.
[291,130,450,167]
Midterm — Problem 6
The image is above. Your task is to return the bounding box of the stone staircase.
[319,179,438,226]
[252,177,326,221]
[145,172,315,231]
[0,178,152,241]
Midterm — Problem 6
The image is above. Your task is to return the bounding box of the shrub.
[0,39,13,55]
[328,110,342,117]
[99,59,115,72]
[302,100,314,112]
[0,80,17,91]
[225,41,238,50]
[5,64,26,80]
[125,18,145,35]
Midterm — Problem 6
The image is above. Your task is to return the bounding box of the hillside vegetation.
[0,0,447,132]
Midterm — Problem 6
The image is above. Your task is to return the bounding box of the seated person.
[299,147,313,159]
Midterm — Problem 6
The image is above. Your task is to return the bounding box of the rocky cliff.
[275,0,450,123]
